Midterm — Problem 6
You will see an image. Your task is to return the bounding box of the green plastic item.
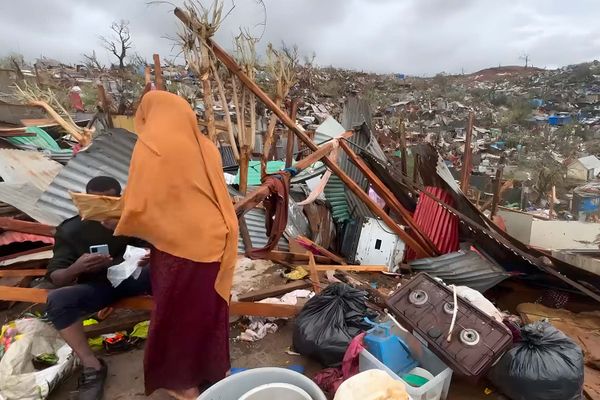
[402,373,429,387]
[8,126,73,155]
[234,160,286,186]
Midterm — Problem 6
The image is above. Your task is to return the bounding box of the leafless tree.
[100,20,132,70]
[81,50,104,71]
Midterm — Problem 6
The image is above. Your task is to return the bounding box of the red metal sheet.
[406,187,459,260]
[0,231,54,247]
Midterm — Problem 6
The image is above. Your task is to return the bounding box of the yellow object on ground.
[131,321,150,339]
[285,266,309,280]
[334,370,409,400]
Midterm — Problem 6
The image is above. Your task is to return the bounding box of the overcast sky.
[1,0,600,76]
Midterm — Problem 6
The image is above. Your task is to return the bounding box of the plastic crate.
[359,328,452,400]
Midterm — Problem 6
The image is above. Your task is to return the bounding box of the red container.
[386,273,512,377]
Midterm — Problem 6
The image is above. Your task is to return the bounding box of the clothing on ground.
[144,249,229,396]
[46,216,143,284]
[115,91,239,303]
[46,267,151,330]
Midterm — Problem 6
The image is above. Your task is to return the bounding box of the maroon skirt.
[144,249,230,395]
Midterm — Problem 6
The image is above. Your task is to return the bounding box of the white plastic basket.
[359,329,453,400]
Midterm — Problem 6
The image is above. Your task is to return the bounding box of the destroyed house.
[567,155,600,181]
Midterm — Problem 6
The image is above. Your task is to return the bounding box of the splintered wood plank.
[307,253,321,294]
[0,269,46,278]
[237,280,311,302]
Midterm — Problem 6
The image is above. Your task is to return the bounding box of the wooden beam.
[84,311,150,338]
[307,253,321,294]
[460,112,474,193]
[153,54,165,90]
[173,7,431,260]
[311,264,386,272]
[0,217,55,237]
[490,156,506,217]
[263,250,332,265]
[0,269,46,278]
[144,66,151,85]
[97,84,113,129]
[0,287,300,318]
[285,99,299,168]
[237,280,311,302]
[238,218,253,255]
[234,136,348,218]
[398,117,408,175]
[296,236,345,265]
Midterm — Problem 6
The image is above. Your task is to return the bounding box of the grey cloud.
[1,0,600,75]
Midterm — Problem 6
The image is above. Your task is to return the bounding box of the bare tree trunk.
[199,42,216,141]
[261,108,280,178]
[211,60,239,160]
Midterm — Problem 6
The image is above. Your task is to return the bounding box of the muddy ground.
[47,321,503,400]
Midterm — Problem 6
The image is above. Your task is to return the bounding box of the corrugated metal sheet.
[0,149,62,190]
[37,130,287,252]
[341,97,373,131]
[37,129,136,222]
[409,250,510,292]
[406,186,459,260]
[0,183,62,225]
[0,231,54,246]
[323,175,350,222]
[0,149,64,224]
[219,145,238,169]
[228,187,289,252]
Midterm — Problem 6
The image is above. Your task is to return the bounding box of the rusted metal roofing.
[0,149,64,224]
[37,129,136,222]
[0,149,62,190]
[0,231,54,246]
[36,128,288,252]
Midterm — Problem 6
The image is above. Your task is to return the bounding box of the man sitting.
[45,176,151,400]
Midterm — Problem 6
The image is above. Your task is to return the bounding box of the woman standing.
[115,91,238,399]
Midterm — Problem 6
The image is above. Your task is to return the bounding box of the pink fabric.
[297,139,339,206]
[314,332,365,395]
[368,187,386,209]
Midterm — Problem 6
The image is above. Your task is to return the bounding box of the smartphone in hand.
[89,244,110,255]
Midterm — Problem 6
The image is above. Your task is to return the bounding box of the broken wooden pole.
[307,253,322,294]
[175,7,431,258]
[490,156,506,217]
[144,66,152,85]
[285,99,299,168]
[460,112,474,193]
[238,145,250,195]
[398,117,408,175]
[97,84,113,129]
[549,185,556,220]
[238,217,253,254]
[0,287,300,318]
[234,135,348,218]
[153,54,165,90]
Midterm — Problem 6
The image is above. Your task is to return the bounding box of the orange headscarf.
[115,91,238,303]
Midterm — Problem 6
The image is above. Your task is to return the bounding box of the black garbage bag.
[292,283,373,367]
[488,320,584,400]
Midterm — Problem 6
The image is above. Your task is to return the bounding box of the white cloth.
[106,246,147,288]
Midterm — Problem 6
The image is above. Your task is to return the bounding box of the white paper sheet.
[107,246,147,287]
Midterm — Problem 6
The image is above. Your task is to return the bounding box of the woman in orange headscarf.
[115,91,238,399]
